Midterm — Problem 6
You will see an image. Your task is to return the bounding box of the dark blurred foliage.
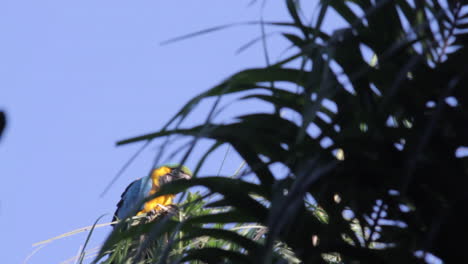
[0,111,6,141]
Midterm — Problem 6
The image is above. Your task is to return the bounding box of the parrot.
[113,164,192,224]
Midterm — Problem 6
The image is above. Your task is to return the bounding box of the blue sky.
[0,2,458,263]
[0,1,312,263]
[0,1,353,263]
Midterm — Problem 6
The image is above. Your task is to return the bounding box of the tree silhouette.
[95,1,468,263]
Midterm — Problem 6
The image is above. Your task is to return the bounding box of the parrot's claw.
[165,204,180,216]
[157,204,170,211]
[141,205,180,222]
[145,209,158,221]
[157,204,179,216]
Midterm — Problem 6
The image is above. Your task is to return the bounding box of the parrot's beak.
[177,172,192,180]
[171,169,192,180]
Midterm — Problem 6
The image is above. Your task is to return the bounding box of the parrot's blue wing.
[113,176,152,222]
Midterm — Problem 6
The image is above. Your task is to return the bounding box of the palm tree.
[94,1,468,263]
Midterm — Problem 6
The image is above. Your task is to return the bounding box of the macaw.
[113,164,192,224]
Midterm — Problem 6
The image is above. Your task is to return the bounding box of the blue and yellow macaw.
[113,164,192,223]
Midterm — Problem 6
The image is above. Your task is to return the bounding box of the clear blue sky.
[0,1,345,263]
